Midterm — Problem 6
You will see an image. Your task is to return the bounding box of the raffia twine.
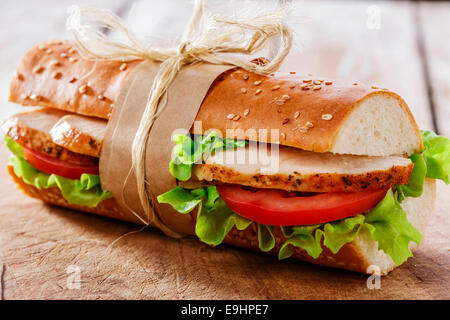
[66,0,294,237]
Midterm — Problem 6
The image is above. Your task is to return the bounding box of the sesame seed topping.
[120,63,127,71]
[282,118,289,125]
[69,77,77,83]
[275,99,285,105]
[325,81,333,85]
[78,84,88,94]
[281,132,286,139]
[306,121,314,128]
[45,49,53,54]
[254,80,262,86]
[60,53,68,58]
[38,45,47,51]
[298,126,309,133]
[322,114,333,120]
[271,85,281,91]
[32,66,44,74]
[243,109,249,116]
[29,94,39,100]
[303,79,312,83]
[243,74,249,80]
[68,48,76,54]
[69,57,78,63]
[98,95,105,100]
[241,88,247,94]
[232,115,241,121]
[49,60,60,67]
[51,71,62,79]
[289,83,296,89]
[294,111,300,119]
[255,89,263,95]
[227,113,235,120]
[281,94,290,101]
[313,80,322,85]
[312,85,322,90]
[300,84,310,90]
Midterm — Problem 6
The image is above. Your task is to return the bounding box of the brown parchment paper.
[100,60,231,235]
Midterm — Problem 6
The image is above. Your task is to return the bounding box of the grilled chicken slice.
[192,144,413,192]
[2,108,106,158]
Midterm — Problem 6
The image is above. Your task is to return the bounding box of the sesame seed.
[254,80,262,86]
[281,94,290,101]
[32,66,44,74]
[313,80,322,85]
[275,99,285,105]
[241,88,247,94]
[281,132,286,139]
[322,114,333,120]
[300,84,310,90]
[29,94,39,100]
[68,48,76,54]
[298,126,309,133]
[306,121,314,128]
[49,60,60,67]
[289,83,296,89]
[45,49,53,54]
[255,89,262,95]
[51,71,62,79]
[282,118,289,125]
[38,45,47,51]
[312,85,322,90]
[294,111,300,119]
[120,63,127,71]
[325,81,333,85]
[232,115,241,121]
[79,84,88,94]
[303,79,312,83]
[243,109,249,116]
[60,53,68,58]
[98,95,105,100]
[69,77,77,83]
[243,74,249,80]
[353,82,358,85]
[227,113,235,120]
[271,85,281,91]
[69,57,78,63]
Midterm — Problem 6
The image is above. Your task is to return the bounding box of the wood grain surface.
[0,0,449,300]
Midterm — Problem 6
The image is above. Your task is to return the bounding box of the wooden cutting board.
[0,144,448,300]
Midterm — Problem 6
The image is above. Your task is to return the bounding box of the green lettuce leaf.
[157,186,252,245]
[258,224,275,252]
[6,136,112,207]
[323,214,365,254]
[363,190,421,266]
[421,130,450,184]
[169,132,247,181]
[279,226,324,259]
[396,153,427,202]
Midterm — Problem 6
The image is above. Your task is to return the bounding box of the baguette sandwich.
[4,40,450,275]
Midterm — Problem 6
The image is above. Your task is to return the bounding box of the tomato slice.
[22,145,99,180]
[217,185,388,226]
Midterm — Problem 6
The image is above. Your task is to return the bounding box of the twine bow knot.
[66,0,293,237]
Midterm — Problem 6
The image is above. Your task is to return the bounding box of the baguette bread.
[8,165,435,275]
[10,41,422,156]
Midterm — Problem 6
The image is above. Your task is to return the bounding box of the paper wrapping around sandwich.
[100,60,231,235]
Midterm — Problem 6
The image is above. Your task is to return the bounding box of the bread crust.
[5,165,378,274]
[10,40,422,154]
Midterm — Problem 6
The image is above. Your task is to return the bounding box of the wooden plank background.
[0,0,449,300]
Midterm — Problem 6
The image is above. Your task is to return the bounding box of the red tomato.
[217,185,388,226]
[22,146,99,180]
